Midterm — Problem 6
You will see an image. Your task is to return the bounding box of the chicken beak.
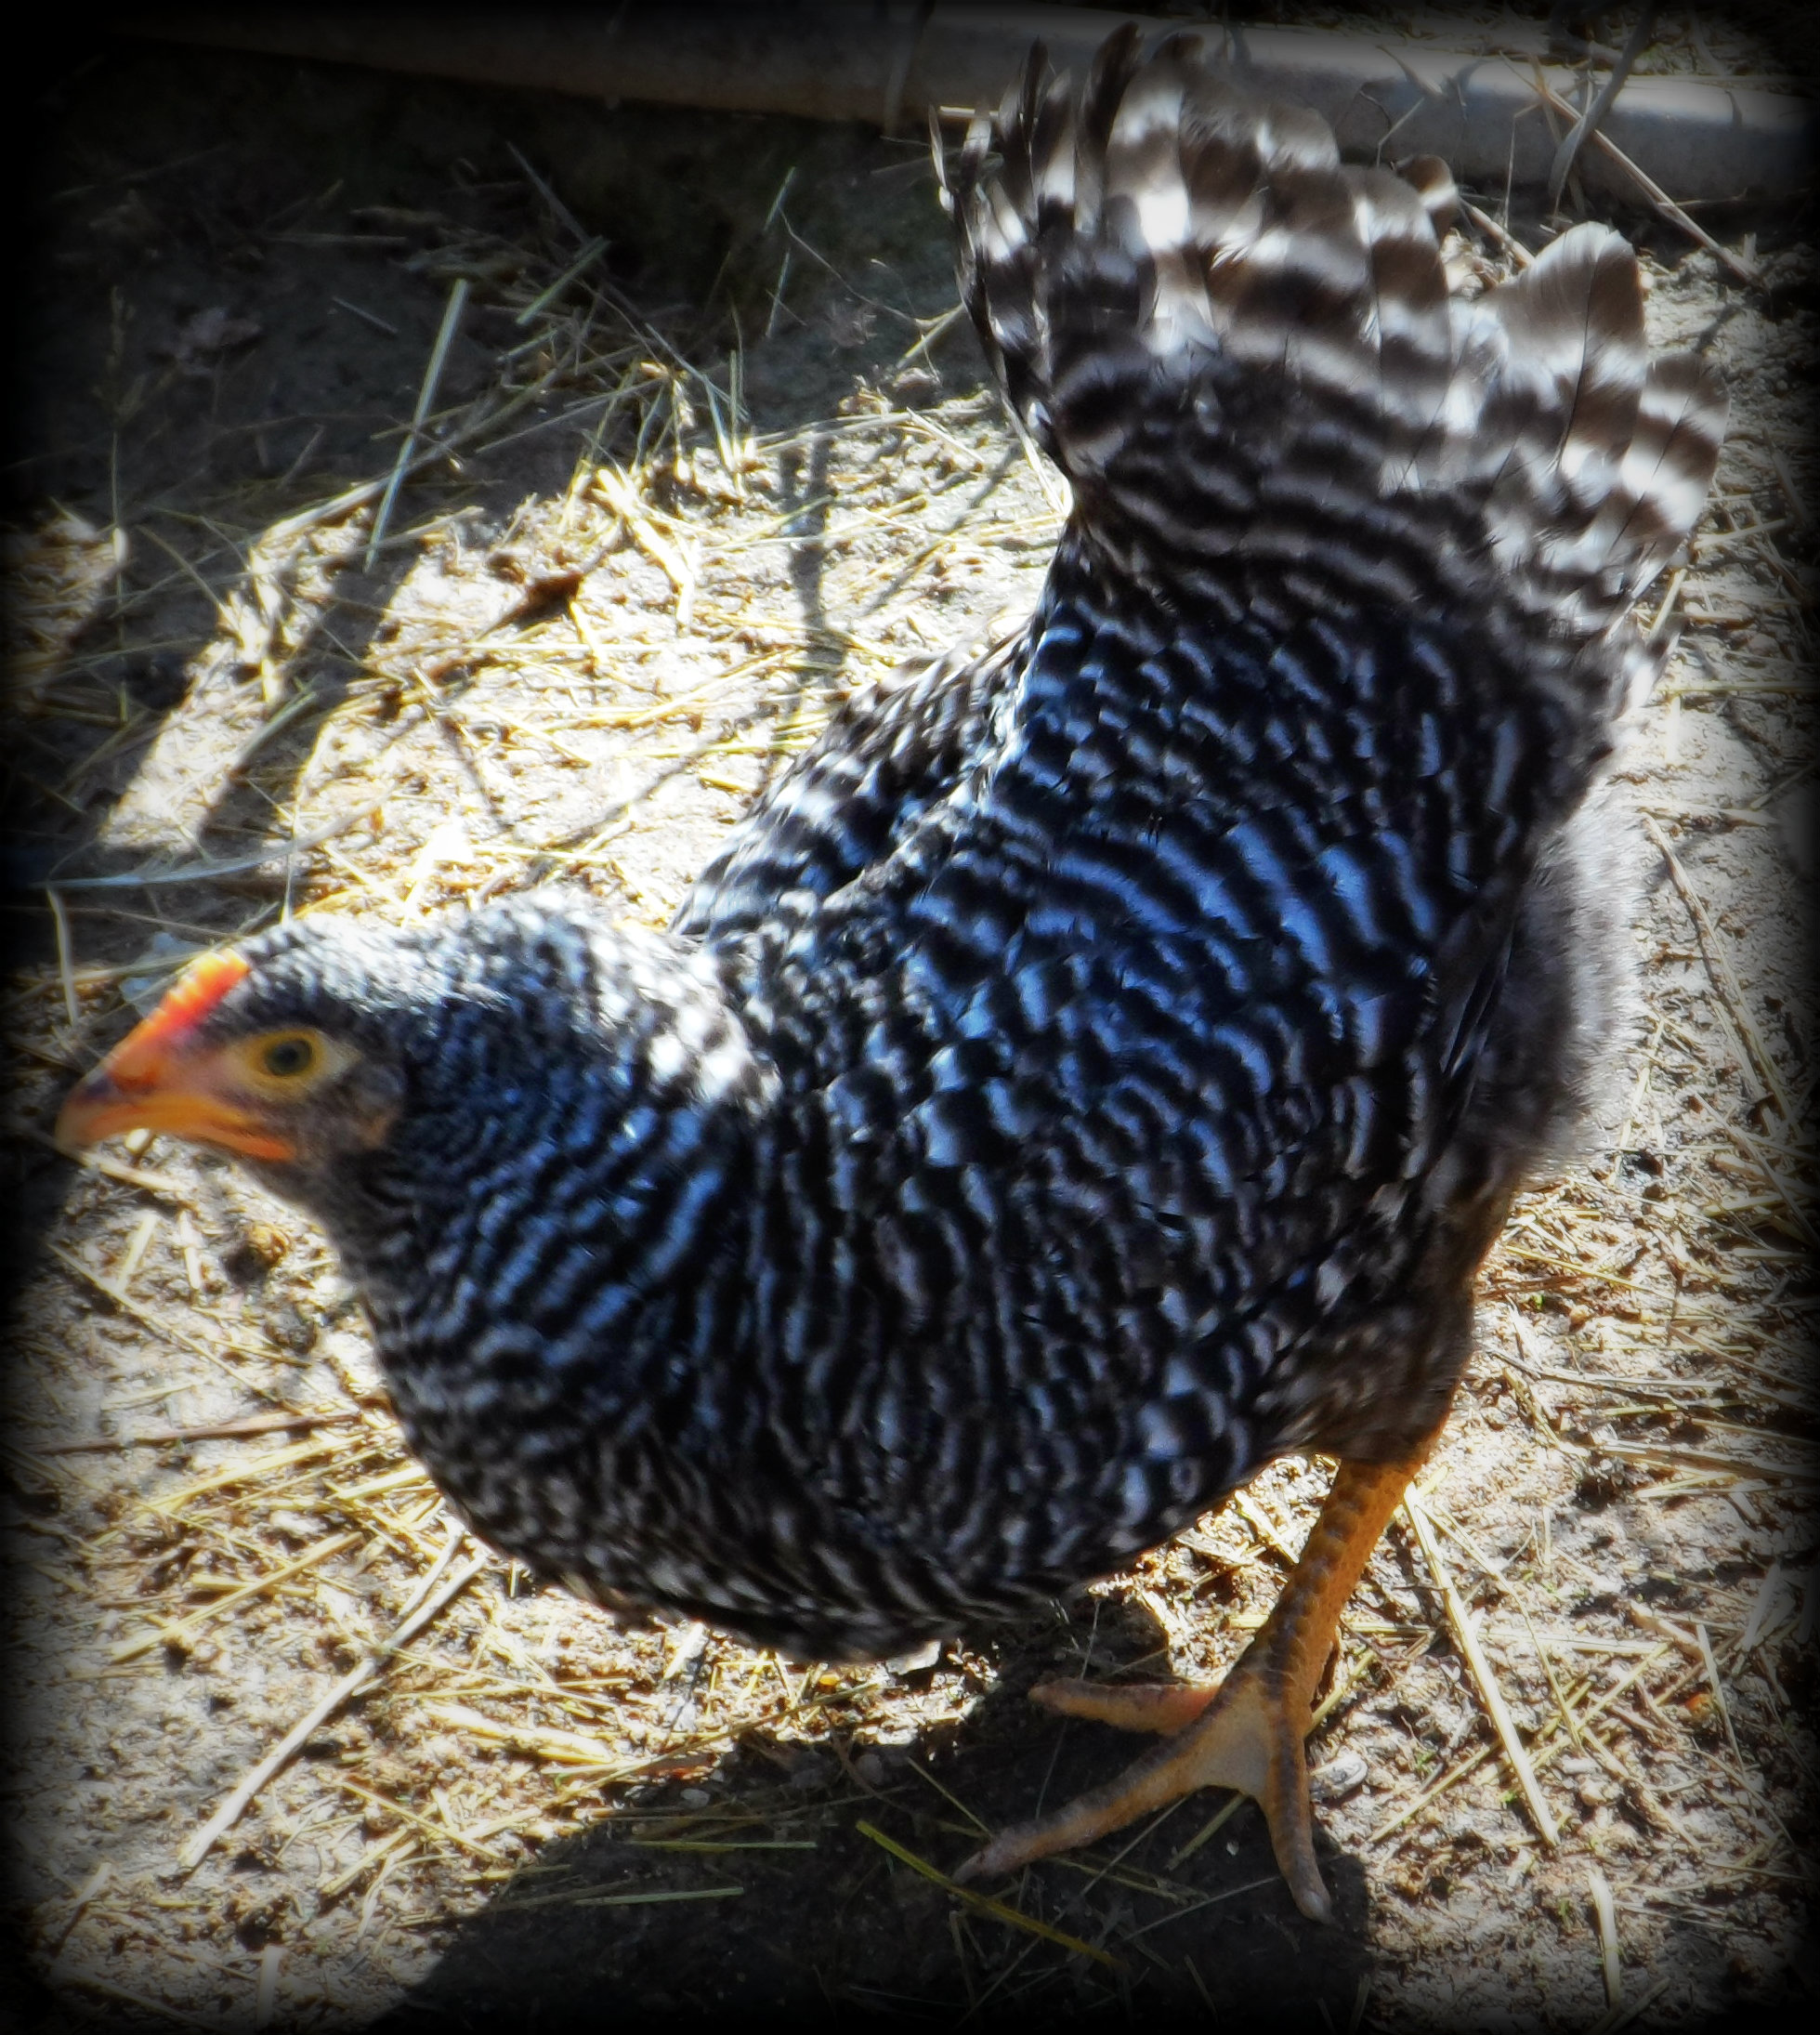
[54,951,297,1164]
[56,1066,296,1162]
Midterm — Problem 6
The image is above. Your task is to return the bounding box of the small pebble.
[1309,1749,1369,1801]
[885,1639,942,1674]
[224,1222,290,1283]
[680,1787,712,1807]
[262,1300,318,1353]
[243,1222,289,1268]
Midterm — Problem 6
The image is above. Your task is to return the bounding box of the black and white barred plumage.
[165,30,1725,1659]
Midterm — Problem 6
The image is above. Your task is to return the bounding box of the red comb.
[126,950,251,1055]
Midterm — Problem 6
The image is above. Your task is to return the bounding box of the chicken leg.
[956,1446,1429,1922]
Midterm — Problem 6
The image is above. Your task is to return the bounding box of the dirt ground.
[4,13,1814,2031]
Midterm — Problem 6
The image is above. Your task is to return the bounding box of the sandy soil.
[5,15,1813,2031]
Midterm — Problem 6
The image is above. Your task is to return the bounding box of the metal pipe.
[125,6,1812,203]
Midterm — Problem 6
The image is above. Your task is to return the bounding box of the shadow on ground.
[376,1595,1372,2029]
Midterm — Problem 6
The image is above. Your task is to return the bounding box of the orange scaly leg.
[956,1444,1430,1923]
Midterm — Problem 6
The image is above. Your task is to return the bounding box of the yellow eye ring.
[259,1033,319,1080]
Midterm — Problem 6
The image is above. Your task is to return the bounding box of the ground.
[3,14,1814,2032]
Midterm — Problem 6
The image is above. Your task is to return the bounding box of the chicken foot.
[956,1445,1431,1923]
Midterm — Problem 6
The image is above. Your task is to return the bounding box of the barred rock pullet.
[63,28,1724,1918]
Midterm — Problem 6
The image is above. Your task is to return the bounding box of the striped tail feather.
[937,25,1725,660]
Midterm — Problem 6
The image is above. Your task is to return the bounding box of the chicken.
[58,27,1723,1921]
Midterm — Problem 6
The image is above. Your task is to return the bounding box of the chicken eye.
[260,1034,319,1080]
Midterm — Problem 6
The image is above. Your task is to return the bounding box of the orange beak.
[55,950,297,1164]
